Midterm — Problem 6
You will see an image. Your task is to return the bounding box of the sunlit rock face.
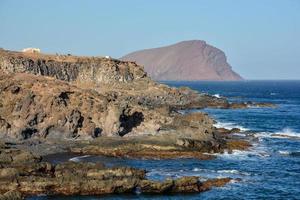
[0,48,228,140]
[0,49,147,84]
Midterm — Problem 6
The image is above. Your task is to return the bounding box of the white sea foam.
[205,148,270,160]
[213,94,221,98]
[192,167,203,172]
[192,168,245,175]
[246,105,261,108]
[271,128,300,138]
[69,155,91,162]
[278,150,300,157]
[214,121,249,132]
[217,169,250,176]
[217,169,240,174]
[255,128,300,140]
[253,132,272,138]
[253,132,277,143]
[278,150,290,155]
[148,167,249,181]
[229,179,240,184]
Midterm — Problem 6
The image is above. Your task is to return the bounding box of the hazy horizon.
[0,0,299,80]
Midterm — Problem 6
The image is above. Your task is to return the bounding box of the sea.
[28,81,300,200]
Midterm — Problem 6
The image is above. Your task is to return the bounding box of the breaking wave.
[278,150,300,157]
[204,148,270,160]
[271,128,300,138]
[146,167,250,181]
[214,121,249,132]
[255,128,300,140]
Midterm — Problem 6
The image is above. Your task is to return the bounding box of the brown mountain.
[121,40,243,81]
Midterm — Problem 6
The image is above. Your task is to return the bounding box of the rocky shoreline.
[0,49,273,199]
[0,135,241,199]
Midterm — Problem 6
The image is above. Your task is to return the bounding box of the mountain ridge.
[121,40,243,81]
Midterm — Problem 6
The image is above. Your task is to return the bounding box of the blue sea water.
[28,81,300,200]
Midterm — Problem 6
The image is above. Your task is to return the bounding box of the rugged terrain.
[0,141,236,199]
[0,48,237,140]
[121,40,243,81]
[0,48,269,198]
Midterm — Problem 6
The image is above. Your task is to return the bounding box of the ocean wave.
[214,121,249,132]
[253,132,272,138]
[278,150,290,155]
[193,167,250,177]
[217,169,250,176]
[271,128,300,139]
[147,167,249,181]
[255,128,300,140]
[69,155,91,162]
[278,150,300,157]
[204,149,270,160]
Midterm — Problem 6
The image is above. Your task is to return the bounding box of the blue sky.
[0,0,299,79]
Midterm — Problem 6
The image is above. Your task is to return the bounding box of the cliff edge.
[0,48,230,140]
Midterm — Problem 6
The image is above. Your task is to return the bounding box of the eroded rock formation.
[0,48,272,141]
[0,142,234,198]
[0,49,230,140]
[0,48,257,198]
[0,49,147,84]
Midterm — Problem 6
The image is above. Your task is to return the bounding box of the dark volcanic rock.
[0,70,222,140]
[0,143,233,197]
[0,48,264,198]
[121,40,243,81]
[0,72,110,139]
[0,49,232,140]
[0,49,147,84]
[0,48,270,155]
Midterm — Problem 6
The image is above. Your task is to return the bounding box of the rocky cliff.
[0,49,147,84]
[121,40,243,81]
[0,49,231,140]
[0,48,261,198]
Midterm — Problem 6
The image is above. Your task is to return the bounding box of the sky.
[0,0,299,80]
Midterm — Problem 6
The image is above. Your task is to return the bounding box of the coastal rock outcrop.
[0,72,109,139]
[0,48,272,147]
[0,48,258,198]
[0,48,273,159]
[0,142,233,198]
[0,49,147,84]
[0,49,230,141]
